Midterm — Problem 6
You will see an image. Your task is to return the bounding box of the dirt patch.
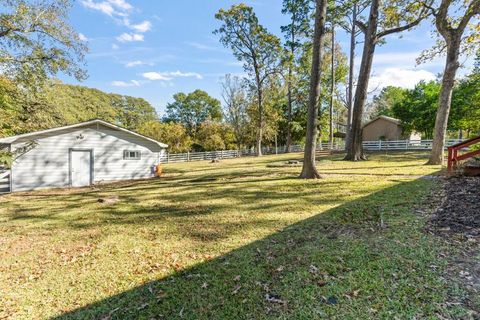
[429,177,480,237]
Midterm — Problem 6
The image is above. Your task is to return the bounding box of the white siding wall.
[11,124,165,191]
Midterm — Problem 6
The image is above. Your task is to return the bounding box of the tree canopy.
[0,79,158,137]
[164,90,222,137]
[0,0,87,87]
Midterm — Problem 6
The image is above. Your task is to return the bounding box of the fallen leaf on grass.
[232,284,242,295]
[137,303,149,310]
[344,289,361,300]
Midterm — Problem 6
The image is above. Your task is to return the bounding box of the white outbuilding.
[0,119,168,192]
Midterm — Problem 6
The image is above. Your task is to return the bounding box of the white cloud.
[82,0,152,46]
[142,72,172,81]
[142,71,203,81]
[108,0,132,11]
[122,18,152,33]
[81,0,115,16]
[369,68,436,91]
[116,33,144,42]
[125,60,153,67]
[168,71,203,79]
[112,43,119,50]
[78,33,88,41]
[81,0,132,17]
[125,60,143,67]
[111,80,141,87]
[131,20,152,33]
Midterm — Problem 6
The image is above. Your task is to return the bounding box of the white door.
[71,150,92,187]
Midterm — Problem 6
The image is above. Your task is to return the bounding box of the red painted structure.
[447,135,480,172]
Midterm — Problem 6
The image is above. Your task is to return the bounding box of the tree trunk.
[256,87,263,156]
[286,23,296,153]
[345,3,357,151]
[286,67,293,153]
[427,38,461,165]
[329,24,335,150]
[300,0,327,179]
[344,0,379,161]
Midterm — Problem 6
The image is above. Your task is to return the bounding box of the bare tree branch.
[355,20,367,33]
[378,8,430,38]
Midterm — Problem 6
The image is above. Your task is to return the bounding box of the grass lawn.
[0,152,469,319]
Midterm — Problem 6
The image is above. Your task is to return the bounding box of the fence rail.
[0,169,11,193]
[362,139,463,151]
[161,139,464,164]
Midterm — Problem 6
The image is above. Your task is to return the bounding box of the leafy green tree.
[0,77,22,137]
[215,4,282,156]
[1,79,158,136]
[42,82,157,129]
[0,0,87,87]
[138,121,192,153]
[451,57,480,136]
[43,82,119,124]
[367,86,408,119]
[164,90,222,137]
[111,95,157,130]
[196,121,236,151]
[0,76,60,135]
[392,81,440,138]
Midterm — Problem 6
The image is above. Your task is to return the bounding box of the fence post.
[167,152,169,163]
[378,140,382,151]
[187,151,190,162]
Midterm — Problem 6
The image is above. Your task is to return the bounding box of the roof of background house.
[0,119,168,148]
[363,115,402,127]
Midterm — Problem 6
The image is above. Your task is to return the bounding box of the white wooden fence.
[0,169,11,193]
[362,139,463,151]
[161,139,463,164]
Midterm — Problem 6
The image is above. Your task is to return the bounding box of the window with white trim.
[123,150,141,160]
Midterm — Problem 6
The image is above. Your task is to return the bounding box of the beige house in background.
[362,115,421,141]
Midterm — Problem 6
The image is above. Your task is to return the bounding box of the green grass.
[0,152,468,319]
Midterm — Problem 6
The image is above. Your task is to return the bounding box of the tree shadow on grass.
[52,177,455,320]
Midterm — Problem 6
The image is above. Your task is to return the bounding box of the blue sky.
[66,0,475,116]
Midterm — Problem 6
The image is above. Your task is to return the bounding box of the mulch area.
[427,176,480,317]
[429,176,480,237]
